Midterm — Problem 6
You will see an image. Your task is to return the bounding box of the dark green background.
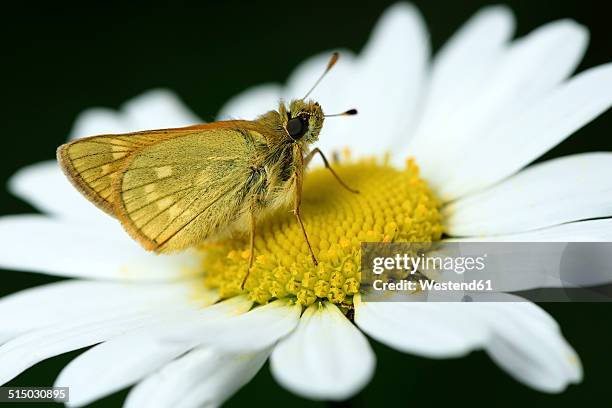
[1,1,611,407]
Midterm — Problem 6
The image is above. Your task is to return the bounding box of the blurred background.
[1,0,611,406]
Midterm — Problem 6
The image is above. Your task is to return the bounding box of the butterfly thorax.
[243,99,324,219]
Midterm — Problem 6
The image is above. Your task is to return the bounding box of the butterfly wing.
[57,127,204,215]
[112,125,265,253]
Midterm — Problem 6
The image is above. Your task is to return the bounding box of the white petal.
[445,153,612,236]
[112,295,254,346]
[125,347,269,408]
[122,89,200,130]
[428,241,587,292]
[69,89,201,140]
[57,332,186,408]
[54,296,252,408]
[0,295,245,387]
[356,294,580,393]
[270,302,375,401]
[216,83,282,120]
[0,215,204,281]
[442,220,612,290]
[0,307,182,385]
[347,3,429,158]
[354,296,487,358]
[473,295,582,392]
[8,161,114,225]
[0,279,215,340]
[192,299,301,352]
[456,218,612,242]
[69,108,131,140]
[414,20,588,192]
[127,295,254,345]
[406,6,515,164]
[439,62,612,200]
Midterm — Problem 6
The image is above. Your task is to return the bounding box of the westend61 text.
[372,279,493,292]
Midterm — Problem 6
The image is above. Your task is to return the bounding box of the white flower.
[2,3,612,407]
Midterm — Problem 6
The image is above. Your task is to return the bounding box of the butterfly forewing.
[57,130,195,215]
[113,127,260,253]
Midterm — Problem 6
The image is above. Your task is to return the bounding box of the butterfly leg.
[240,211,257,290]
[303,148,359,194]
[294,202,318,267]
[292,168,318,266]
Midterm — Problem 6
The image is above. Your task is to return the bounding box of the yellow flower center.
[201,156,444,307]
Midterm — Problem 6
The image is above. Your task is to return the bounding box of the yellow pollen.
[201,157,444,307]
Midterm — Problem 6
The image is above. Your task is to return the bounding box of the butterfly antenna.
[302,52,340,100]
[324,109,358,117]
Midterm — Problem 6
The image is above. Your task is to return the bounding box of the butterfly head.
[281,99,324,144]
[262,52,356,146]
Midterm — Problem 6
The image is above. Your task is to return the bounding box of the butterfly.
[57,53,357,286]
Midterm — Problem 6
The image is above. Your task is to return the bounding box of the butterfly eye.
[286,116,309,139]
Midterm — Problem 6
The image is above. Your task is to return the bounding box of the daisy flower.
[2,2,612,406]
